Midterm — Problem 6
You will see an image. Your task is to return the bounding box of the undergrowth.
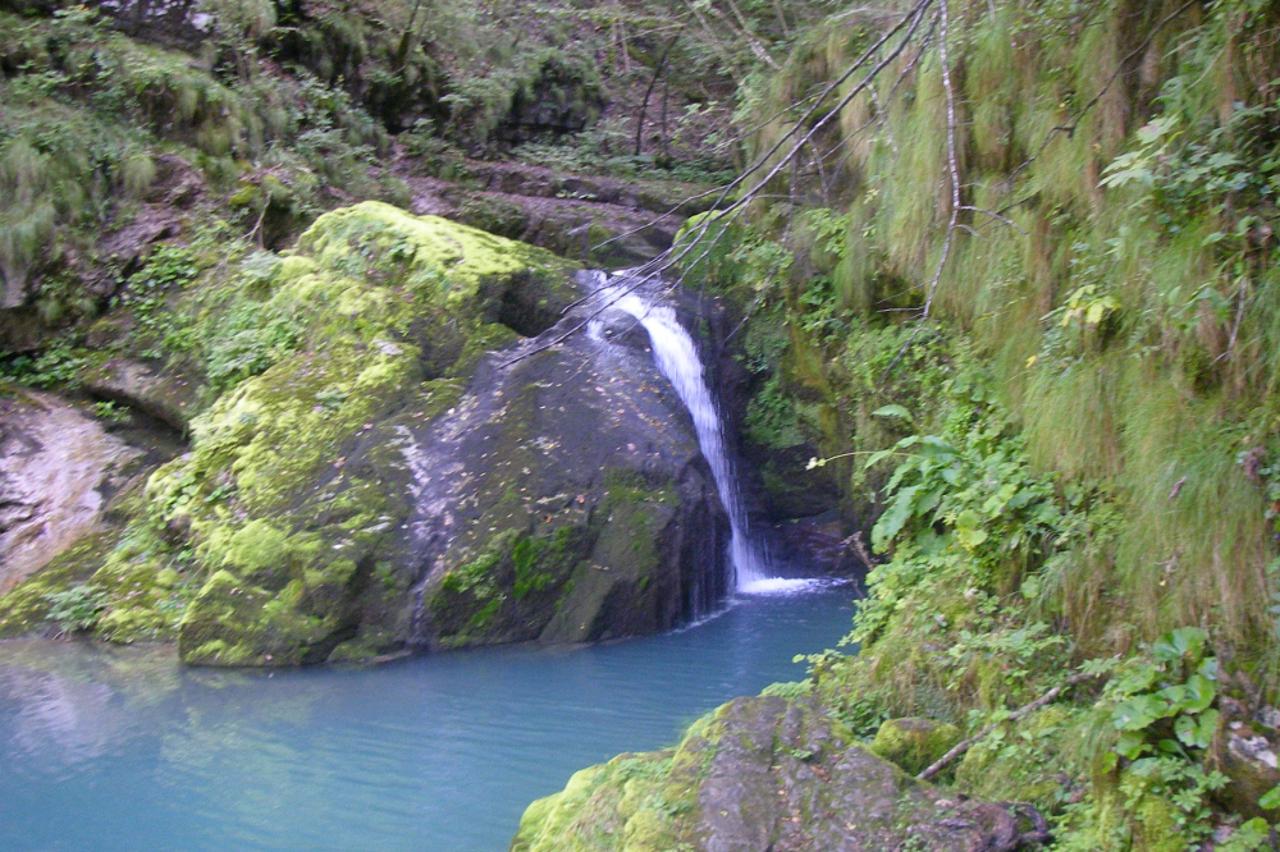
[708,0,1280,846]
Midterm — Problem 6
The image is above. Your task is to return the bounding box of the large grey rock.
[405,291,731,650]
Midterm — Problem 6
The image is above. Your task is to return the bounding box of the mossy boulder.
[163,202,582,665]
[870,717,962,776]
[515,696,1032,851]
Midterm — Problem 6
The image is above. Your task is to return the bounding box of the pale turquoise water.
[0,587,852,851]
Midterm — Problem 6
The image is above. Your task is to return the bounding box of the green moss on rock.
[516,695,1028,850]
[132,203,581,664]
[0,533,114,636]
[869,717,962,776]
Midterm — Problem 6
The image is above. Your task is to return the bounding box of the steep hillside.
[523,0,1280,847]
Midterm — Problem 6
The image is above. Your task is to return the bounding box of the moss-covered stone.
[515,696,1029,851]
[161,204,580,664]
[0,203,582,664]
[0,532,114,636]
[7,199,729,666]
[869,717,962,776]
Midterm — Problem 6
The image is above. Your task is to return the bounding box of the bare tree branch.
[916,670,1102,782]
[922,0,959,319]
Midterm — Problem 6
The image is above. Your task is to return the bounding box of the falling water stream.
[590,271,817,595]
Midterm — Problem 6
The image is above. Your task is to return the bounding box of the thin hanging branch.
[922,0,959,319]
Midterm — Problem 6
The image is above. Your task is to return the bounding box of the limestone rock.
[0,390,143,595]
[1,202,732,664]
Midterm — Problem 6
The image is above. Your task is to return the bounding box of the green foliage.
[744,376,807,449]
[91,400,129,424]
[1106,628,1221,763]
[862,375,1059,567]
[113,245,200,359]
[44,583,107,633]
[0,342,87,388]
[203,304,303,392]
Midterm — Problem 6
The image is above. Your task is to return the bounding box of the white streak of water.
[592,272,819,596]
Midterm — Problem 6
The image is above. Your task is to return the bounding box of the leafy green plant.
[114,244,200,359]
[0,342,87,388]
[863,388,1058,560]
[91,400,130,424]
[45,584,107,633]
[203,306,303,392]
[1101,627,1229,842]
[1107,627,1220,762]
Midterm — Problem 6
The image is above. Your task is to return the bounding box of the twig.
[959,205,1026,235]
[922,0,959,319]
[916,670,1101,781]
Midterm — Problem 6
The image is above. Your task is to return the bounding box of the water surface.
[0,587,852,851]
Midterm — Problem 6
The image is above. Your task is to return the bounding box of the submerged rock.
[514,696,1032,851]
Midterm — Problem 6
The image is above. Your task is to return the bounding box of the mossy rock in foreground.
[514,696,1031,851]
[3,201,733,665]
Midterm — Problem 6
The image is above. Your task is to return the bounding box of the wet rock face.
[406,290,731,649]
[0,391,143,593]
[515,696,1038,851]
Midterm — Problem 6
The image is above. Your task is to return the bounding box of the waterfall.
[589,272,814,595]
